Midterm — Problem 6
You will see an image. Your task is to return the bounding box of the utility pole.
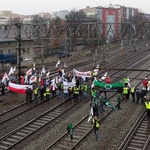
[69,38,72,53]
[15,23,22,83]
[121,39,124,56]
[41,38,44,65]
[94,48,97,65]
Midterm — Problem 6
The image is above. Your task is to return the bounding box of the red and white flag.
[2,73,9,83]
[8,82,32,94]
[29,75,37,84]
[26,68,32,75]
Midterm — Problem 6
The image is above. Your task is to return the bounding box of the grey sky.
[0,0,150,15]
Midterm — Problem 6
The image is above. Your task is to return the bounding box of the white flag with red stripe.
[29,75,37,84]
[26,68,32,75]
[2,73,9,83]
[8,82,32,94]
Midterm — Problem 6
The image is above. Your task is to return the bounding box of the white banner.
[63,80,76,89]
[73,69,92,78]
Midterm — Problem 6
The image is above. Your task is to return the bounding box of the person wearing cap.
[142,78,148,89]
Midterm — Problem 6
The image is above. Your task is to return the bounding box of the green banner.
[94,80,124,89]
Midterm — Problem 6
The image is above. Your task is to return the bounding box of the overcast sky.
[0,0,150,15]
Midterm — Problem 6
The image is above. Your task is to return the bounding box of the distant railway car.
[0,53,17,64]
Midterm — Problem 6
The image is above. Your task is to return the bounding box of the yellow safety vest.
[92,118,100,128]
[34,88,38,94]
[46,88,50,94]
[145,102,150,109]
[131,87,135,93]
[123,87,128,94]
[74,87,79,94]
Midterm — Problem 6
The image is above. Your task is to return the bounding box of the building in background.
[81,5,120,39]
[110,4,139,22]
[0,25,34,59]
[51,10,69,20]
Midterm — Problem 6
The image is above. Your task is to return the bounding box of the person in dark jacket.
[28,88,33,103]
[141,87,147,105]
[116,91,123,109]
[92,116,100,141]
[40,86,45,101]
[1,83,5,95]
[25,87,29,104]
[135,88,141,105]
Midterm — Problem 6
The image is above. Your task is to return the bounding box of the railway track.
[118,110,150,150]
[0,39,147,95]
[0,43,148,149]
[0,46,144,123]
[0,48,149,128]
[45,62,150,150]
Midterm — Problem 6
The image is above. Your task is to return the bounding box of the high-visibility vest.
[92,118,100,128]
[123,87,128,94]
[145,102,150,109]
[46,88,50,94]
[123,78,128,84]
[83,85,87,91]
[34,88,38,94]
[131,87,135,93]
[74,87,79,94]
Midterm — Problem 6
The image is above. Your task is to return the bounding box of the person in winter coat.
[105,76,111,84]
[141,87,147,105]
[92,116,100,141]
[66,123,73,140]
[99,92,106,113]
[135,88,141,105]
[144,98,150,120]
[116,91,123,109]
[142,78,148,89]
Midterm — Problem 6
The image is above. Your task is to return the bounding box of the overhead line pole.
[15,23,22,83]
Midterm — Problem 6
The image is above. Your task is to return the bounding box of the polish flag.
[26,68,32,75]
[2,73,9,83]
[29,75,37,84]
[8,82,32,94]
